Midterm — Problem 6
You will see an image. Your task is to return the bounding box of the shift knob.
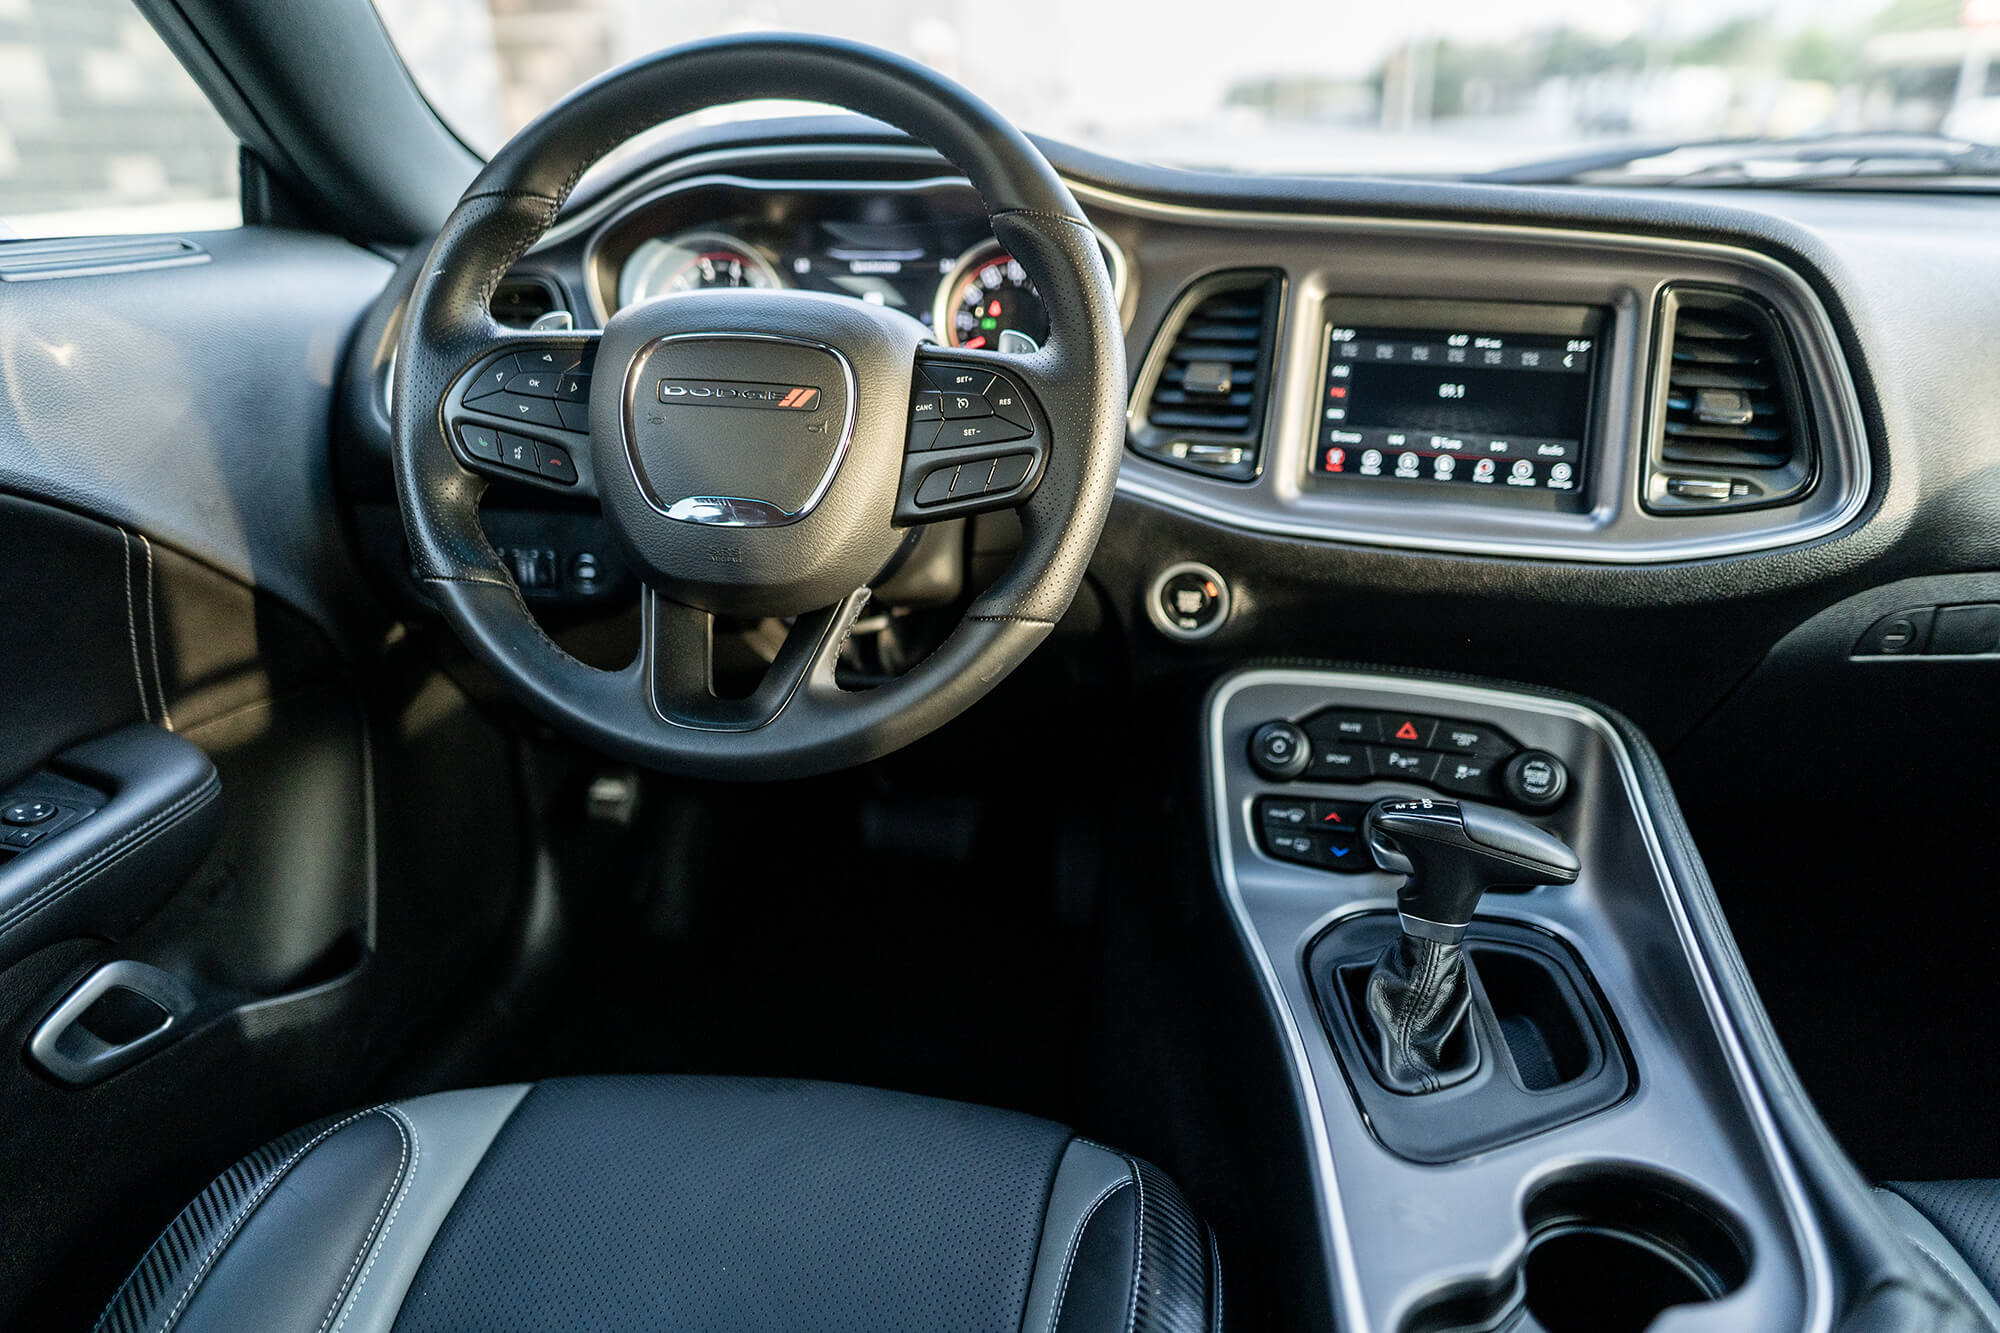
[1363,797,1580,942]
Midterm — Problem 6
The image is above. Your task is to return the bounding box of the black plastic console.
[1310,915,1630,1163]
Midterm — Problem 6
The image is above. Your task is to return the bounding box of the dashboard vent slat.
[1645,286,1816,513]
[1128,271,1284,482]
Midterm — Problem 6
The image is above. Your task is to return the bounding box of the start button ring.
[1148,561,1232,641]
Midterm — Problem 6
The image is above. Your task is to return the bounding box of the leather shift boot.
[1365,934,1477,1093]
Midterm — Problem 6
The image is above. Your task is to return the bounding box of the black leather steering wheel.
[391,35,1125,780]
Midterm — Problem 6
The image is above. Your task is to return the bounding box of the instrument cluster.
[590,176,1122,353]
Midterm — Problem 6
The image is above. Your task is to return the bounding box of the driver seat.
[93,1075,1220,1333]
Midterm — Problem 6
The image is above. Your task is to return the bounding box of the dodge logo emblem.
[658,378,822,410]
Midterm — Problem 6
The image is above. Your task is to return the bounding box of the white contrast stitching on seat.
[1126,1157,1146,1333]
[319,1108,413,1333]
[153,1108,383,1333]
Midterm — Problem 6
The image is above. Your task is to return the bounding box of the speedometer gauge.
[935,242,1048,352]
[618,230,784,307]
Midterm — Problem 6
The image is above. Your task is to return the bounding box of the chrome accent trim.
[1125,268,1286,483]
[1395,912,1465,944]
[1206,667,1833,1333]
[1144,560,1232,642]
[617,331,858,528]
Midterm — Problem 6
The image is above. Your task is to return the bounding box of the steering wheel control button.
[910,391,943,422]
[986,454,1032,492]
[907,418,944,452]
[465,356,521,401]
[1503,750,1570,809]
[924,365,991,394]
[555,372,590,403]
[1248,721,1311,780]
[3,800,57,826]
[505,370,558,398]
[518,347,571,373]
[498,432,543,473]
[914,465,962,506]
[537,444,577,485]
[987,385,1033,430]
[941,391,990,419]
[457,424,504,463]
[937,417,1031,449]
[1148,561,1231,642]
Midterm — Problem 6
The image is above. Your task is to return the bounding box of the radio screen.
[1314,323,1599,497]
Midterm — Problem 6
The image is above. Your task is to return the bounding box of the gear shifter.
[1360,797,1581,1092]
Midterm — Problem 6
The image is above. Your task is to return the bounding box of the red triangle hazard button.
[1394,721,1420,741]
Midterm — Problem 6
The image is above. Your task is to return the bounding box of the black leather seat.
[94,1075,1220,1333]
[1878,1180,2000,1331]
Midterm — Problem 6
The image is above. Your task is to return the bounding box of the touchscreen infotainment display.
[1313,302,1605,503]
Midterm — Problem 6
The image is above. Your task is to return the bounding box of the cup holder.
[1404,1168,1751,1333]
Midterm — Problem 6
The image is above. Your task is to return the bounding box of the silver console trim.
[1206,667,1832,1333]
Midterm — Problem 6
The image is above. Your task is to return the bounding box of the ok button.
[942,392,991,419]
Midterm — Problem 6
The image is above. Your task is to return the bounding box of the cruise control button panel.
[446,341,596,492]
[896,360,1048,522]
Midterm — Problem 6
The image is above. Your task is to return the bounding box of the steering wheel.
[391,35,1125,780]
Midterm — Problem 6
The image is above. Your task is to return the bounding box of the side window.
[0,0,239,239]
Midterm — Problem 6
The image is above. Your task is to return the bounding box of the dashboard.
[485,141,1871,575]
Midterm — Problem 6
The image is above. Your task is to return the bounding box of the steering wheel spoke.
[892,352,1049,523]
[642,586,871,732]
[443,332,601,497]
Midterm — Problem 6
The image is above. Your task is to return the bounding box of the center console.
[1207,667,1829,1332]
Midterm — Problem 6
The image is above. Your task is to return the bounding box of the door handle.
[27,960,196,1085]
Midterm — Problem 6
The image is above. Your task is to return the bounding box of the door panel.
[0,231,528,1327]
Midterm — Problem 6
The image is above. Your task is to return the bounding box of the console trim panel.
[1206,667,1832,1332]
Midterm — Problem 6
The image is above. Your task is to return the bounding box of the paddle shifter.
[1360,797,1581,1092]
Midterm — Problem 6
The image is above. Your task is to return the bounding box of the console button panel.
[1256,796,1372,872]
[1293,707,1556,804]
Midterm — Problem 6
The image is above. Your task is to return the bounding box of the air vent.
[1129,271,1283,482]
[1644,286,1815,513]
[491,275,567,329]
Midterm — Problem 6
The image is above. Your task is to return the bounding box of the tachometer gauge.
[935,241,1048,352]
[618,230,784,307]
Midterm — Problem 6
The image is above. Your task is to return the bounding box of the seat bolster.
[1876,1187,2000,1333]
[93,1085,529,1333]
[1022,1139,1222,1333]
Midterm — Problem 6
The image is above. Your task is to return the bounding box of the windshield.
[372,0,2000,178]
